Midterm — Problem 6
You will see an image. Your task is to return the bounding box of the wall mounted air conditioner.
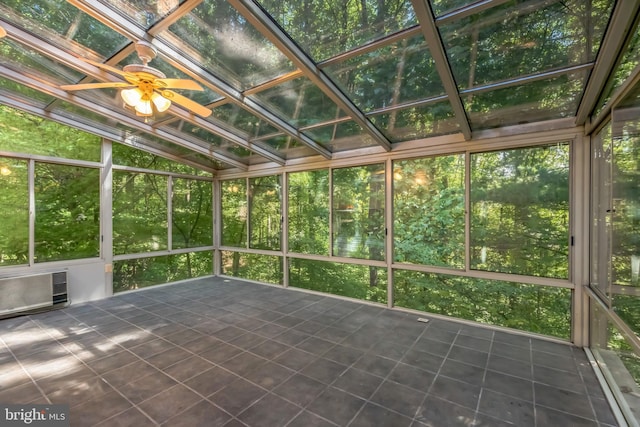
[0,271,68,317]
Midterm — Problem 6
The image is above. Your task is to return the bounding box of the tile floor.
[0,277,618,426]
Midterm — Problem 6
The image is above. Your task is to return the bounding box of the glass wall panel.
[394,270,571,339]
[249,175,281,250]
[289,258,387,304]
[221,179,247,247]
[470,144,570,278]
[288,170,330,255]
[220,251,282,285]
[332,164,385,260]
[113,143,209,176]
[114,251,213,293]
[172,178,213,249]
[34,163,100,262]
[113,171,168,255]
[394,154,465,268]
[0,158,28,265]
[0,106,101,161]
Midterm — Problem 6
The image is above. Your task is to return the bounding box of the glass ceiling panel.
[165,1,296,90]
[595,22,640,117]
[102,0,186,29]
[464,70,589,131]
[303,120,377,152]
[0,39,84,85]
[440,0,614,90]
[369,100,459,143]
[52,100,120,129]
[323,34,444,112]
[429,0,478,17]
[210,103,280,138]
[117,52,222,106]
[0,1,129,58]
[0,78,56,105]
[257,0,418,61]
[254,76,346,127]
[256,135,319,160]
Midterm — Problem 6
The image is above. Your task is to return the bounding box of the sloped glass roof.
[0,0,637,171]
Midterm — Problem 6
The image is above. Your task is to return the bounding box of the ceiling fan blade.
[60,82,135,91]
[83,58,138,81]
[156,78,204,91]
[161,90,211,117]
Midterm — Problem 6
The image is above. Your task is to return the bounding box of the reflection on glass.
[464,71,588,131]
[249,175,281,250]
[35,163,100,262]
[221,179,247,247]
[470,144,570,278]
[254,76,344,127]
[113,171,168,255]
[167,1,295,89]
[0,158,28,266]
[221,251,282,285]
[257,0,418,61]
[0,105,101,161]
[288,170,330,255]
[113,142,206,176]
[394,270,571,339]
[369,101,459,143]
[114,251,212,293]
[172,178,213,249]
[211,104,279,137]
[324,35,444,112]
[289,258,387,304]
[103,0,184,28]
[0,77,55,104]
[303,120,375,152]
[394,155,465,268]
[441,0,613,89]
[332,164,385,261]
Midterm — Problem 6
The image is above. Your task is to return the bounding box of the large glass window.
[220,251,282,285]
[113,171,168,254]
[0,158,28,265]
[34,163,100,262]
[394,154,465,268]
[249,175,281,250]
[289,258,387,304]
[394,270,571,339]
[172,178,213,249]
[221,179,247,247]
[470,144,570,278]
[332,164,385,260]
[288,170,330,255]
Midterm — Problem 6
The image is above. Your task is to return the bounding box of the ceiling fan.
[60,41,211,118]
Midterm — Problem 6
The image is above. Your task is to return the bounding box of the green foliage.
[34,164,100,262]
[172,178,213,249]
[221,251,283,285]
[289,258,387,304]
[249,175,281,250]
[394,270,571,339]
[113,252,213,293]
[394,155,465,267]
[288,170,330,255]
[0,105,101,161]
[221,179,247,247]
[112,143,210,176]
[0,159,28,265]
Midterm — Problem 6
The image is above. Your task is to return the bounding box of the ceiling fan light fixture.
[134,99,153,116]
[151,92,171,112]
[121,88,143,107]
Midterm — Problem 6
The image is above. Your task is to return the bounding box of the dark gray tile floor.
[0,277,618,426]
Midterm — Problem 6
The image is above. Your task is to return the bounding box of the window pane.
[394,270,571,339]
[113,171,168,255]
[288,170,330,255]
[172,178,213,249]
[289,258,387,304]
[249,175,281,250]
[113,143,210,176]
[332,164,385,260]
[221,179,247,247]
[470,144,570,278]
[114,252,212,293]
[394,155,465,268]
[35,163,100,262]
[0,105,101,161]
[220,251,282,285]
[0,158,28,265]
